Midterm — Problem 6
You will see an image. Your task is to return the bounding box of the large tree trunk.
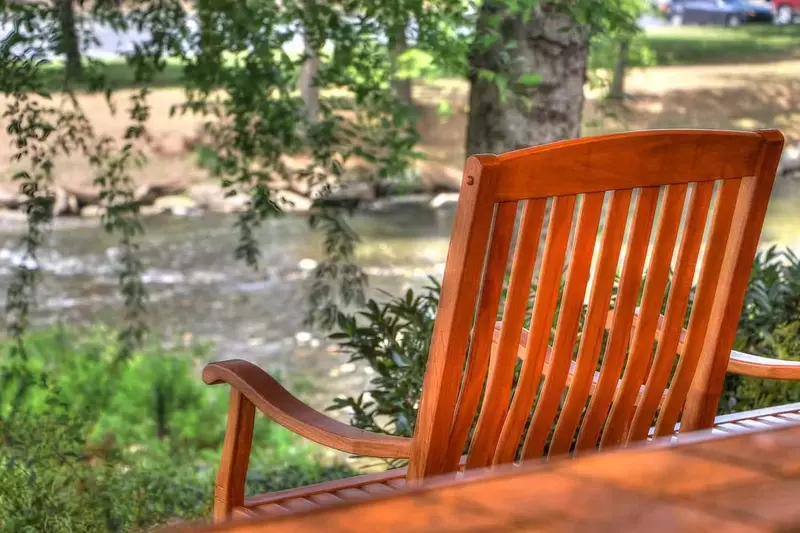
[57,0,82,81]
[465,1,590,156]
[609,38,630,100]
[389,22,413,107]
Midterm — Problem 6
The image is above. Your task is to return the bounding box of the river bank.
[0,141,797,220]
[0,171,463,219]
[3,59,799,220]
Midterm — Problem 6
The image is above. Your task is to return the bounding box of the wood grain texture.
[173,422,800,533]
[627,181,714,442]
[601,184,688,449]
[242,465,409,509]
[682,130,785,431]
[489,320,668,411]
[213,389,255,522]
[203,360,412,459]
[726,351,800,380]
[465,199,546,469]
[549,190,632,456]
[654,179,741,437]
[408,155,502,480]
[576,187,660,452]
[445,201,517,471]
[490,194,576,466]
[522,192,604,460]
[493,130,764,201]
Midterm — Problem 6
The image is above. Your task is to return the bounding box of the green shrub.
[0,396,213,533]
[726,322,800,413]
[330,247,800,444]
[1,326,234,455]
[723,247,800,412]
[736,247,800,355]
[0,327,355,532]
[328,282,440,442]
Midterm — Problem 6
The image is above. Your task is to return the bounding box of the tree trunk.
[299,29,320,124]
[389,22,413,107]
[57,0,82,81]
[609,38,630,100]
[465,1,590,156]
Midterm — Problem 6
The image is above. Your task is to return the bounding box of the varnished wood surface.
[410,129,784,477]
[202,360,412,459]
[727,351,800,380]
[492,129,767,200]
[203,129,786,519]
[173,422,800,533]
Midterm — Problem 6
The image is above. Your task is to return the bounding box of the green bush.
[1,414,211,533]
[0,327,355,533]
[328,282,440,442]
[736,247,800,355]
[723,247,800,412]
[330,247,800,445]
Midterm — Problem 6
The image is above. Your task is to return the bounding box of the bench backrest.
[408,129,784,479]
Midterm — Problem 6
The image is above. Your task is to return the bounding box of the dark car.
[665,0,775,26]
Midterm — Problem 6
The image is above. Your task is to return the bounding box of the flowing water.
[0,176,798,410]
[0,204,456,408]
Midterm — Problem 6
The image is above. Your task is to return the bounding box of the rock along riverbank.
[0,159,466,220]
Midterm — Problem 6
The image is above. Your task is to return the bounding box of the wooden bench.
[167,421,800,532]
[203,129,798,522]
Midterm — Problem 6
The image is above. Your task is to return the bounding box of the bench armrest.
[726,350,800,380]
[203,359,412,459]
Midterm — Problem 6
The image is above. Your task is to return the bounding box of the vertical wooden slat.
[408,156,501,480]
[442,201,518,471]
[487,195,577,466]
[654,180,741,437]
[521,192,604,460]
[548,189,632,456]
[461,199,546,470]
[575,187,660,452]
[682,132,784,431]
[600,183,688,449]
[214,389,256,522]
[626,181,715,442]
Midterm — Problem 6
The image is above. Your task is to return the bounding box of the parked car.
[768,0,800,23]
[665,0,775,26]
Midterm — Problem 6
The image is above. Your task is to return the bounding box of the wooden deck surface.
[171,422,800,533]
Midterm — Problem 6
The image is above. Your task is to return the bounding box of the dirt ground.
[418,60,800,168]
[2,60,798,193]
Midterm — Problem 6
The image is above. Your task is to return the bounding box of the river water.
[0,177,798,410]
[0,204,456,408]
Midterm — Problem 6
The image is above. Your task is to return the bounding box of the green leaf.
[518,73,542,86]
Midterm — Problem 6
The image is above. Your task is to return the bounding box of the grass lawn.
[642,24,800,65]
[39,57,186,92]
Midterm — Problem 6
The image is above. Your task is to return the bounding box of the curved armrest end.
[203,359,412,459]
[727,350,800,380]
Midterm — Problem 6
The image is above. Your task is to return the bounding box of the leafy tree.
[605,0,651,99]
[56,0,82,81]
[1,4,418,521]
[465,0,644,155]
[1,0,654,349]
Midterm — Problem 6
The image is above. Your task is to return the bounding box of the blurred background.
[0,1,798,531]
